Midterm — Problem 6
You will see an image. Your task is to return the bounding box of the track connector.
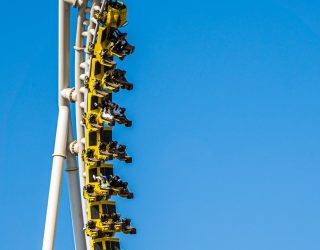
[61,88,77,103]
[69,140,79,155]
[64,0,84,8]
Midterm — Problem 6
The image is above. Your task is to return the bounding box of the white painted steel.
[64,0,77,6]
[66,119,86,250]
[80,62,87,69]
[84,0,102,116]
[43,0,112,249]
[80,87,86,93]
[64,0,85,7]
[69,140,80,154]
[61,88,77,102]
[42,107,69,250]
[43,0,75,249]
[74,1,91,249]
[80,138,86,144]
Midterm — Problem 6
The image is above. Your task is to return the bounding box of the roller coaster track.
[42,1,135,249]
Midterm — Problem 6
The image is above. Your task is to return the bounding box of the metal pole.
[43,107,69,250]
[43,0,71,249]
[66,118,86,250]
[74,2,92,249]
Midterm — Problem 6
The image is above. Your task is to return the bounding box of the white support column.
[64,0,85,8]
[43,0,72,249]
[43,107,69,250]
[66,118,86,250]
[74,1,91,249]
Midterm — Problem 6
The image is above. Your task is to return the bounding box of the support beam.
[61,88,77,102]
[43,0,71,249]
[66,118,86,250]
[74,1,92,249]
[64,0,85,8]
[42,107,69,250]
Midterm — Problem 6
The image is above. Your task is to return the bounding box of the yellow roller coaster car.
[83,128,113,163]
[84,172,134,201]
[103,68,133,91]
[83,93,115,129]
[84,127,131,163]
[84,93,132,129]
[86,163,114,183]
[94,26,134,62]
[99,140,132,163]
[91,237,121,250]
[86,200,136,238]
[99,97,132,127]
[95,0,127,28]
[88,59,130,94]
[84,163,114,201]
[105,29,135,60]
[88,59,113,95]
[89,59,108,83]
[94,27,116,68]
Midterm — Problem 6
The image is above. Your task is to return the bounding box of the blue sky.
[1,0,320,249]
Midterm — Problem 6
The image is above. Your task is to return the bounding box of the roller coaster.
[43,1,135,249]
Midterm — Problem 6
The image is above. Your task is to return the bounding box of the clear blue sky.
[1,0,320,249]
